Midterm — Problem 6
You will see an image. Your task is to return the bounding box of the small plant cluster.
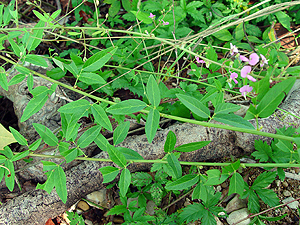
[0,0,300,224]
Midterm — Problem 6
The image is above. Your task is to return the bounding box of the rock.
[146,201,156,215]
[214,215,223,225]
[282,181,289,187]
[77,201,89,211]
[283,190,291,197]
[275,179,281,187]
[86,189,113,209]
[84,219,93,225]
[225,195,247,214]
[227,208,251,225]
[282,197,299,209]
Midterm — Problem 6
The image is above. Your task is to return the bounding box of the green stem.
[26,153,300,168]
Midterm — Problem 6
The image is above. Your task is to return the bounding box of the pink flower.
[230,72,238,84]
[260,54,269,67]
[239,53,259,66]
[162,20,169,25]
[248,53,259,66]
[240,55,249,62]
[149,13,155,19]
[241,66,256,82]
[195,56,205,64]
[230,43,238,55]
[240,85,253,99]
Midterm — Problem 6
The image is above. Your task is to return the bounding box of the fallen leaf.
[0,123,17,150]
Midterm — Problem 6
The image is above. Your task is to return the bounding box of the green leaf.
[275,11,291,32]
[106,205,128,216]
[28,138,42,151]
[165,174,198,190]
[192,182,207,202]
[248,189,260,213]
[77,125,102,148]
[33,123,58,146]
[131,172,152,187]
[214,103,241,115]
[64,61,79,76]
[118,147,144,160]
[228,172,244,196]
[58,99,90,114]
[78,72,106,85]
[131,11,153,24]
[146,75,161,107]
[2,146,13,159]
[223,160,241,174]
[252,140,272,162]
[109,0,121,17]
[256,189,279,207]
[0,66,8,91]
[150,183,163,206]
[41,161,57,171]
[179,203,204,224]
[94,133,110,151]
[91,104,112,131]
[25,54,48,67]
[8,74,26,86]
[46,67,66,80]
[259,214,287,222]
[99,166,120,183]
[119,168,131,197]
[113,121,130,145]
[33,10,47,21]
[20,94,48,122]
[275,139,293,153]
[9,127,27,146]
[122,0,131,12]
[175,141,211,152]
[27,74,33,91]
[8,38,21,57]
[145,108,160,143]
[176,94,210,119]
[28,20,45,51]
[205,169,228,186]
[257,78,296,118]
[251,171,276,190]
[213,114,255,129]
[54,166,68,204]
[106,99,147,115]
[167,153,182,179]
[83,46,117,72]
[164,130,176,153]
[107,144,127,168]
[4,160,15,191]
[211,29,232,41]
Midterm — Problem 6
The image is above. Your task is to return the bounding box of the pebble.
[295,167,300,173]
[282,197,300,209]
[227,208,250,225]
[216,185,222,192]
[86,189,113,209]
[282,181,289,188]
[275,180,281,187]
[283,190,291,197]
[84,219,93,225]
[225,195,247,214]
[146,201,156,215]
[77,201,90,211]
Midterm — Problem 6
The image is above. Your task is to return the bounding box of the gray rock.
[225,195,247,214]
[227,208,250,225]
[282,197,299,209]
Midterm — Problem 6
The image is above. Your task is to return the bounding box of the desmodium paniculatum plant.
[0,0,300,224]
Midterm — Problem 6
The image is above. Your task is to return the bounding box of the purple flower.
[248,53,259,66]
[240,85,253,99]
[241,66,256,82]
[260,54,269,67]
[162,20,169,25]
[230,43,238,55]
[149,13,155,19]
[195,56,205,64]
[230,72,238,84]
